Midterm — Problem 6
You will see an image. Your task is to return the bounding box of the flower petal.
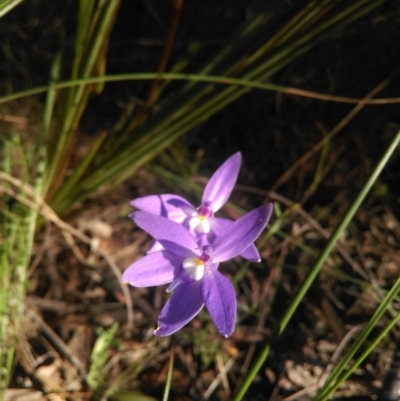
[130,211,200,258]
[239,244,261,262]
[202,152,241,212]
[122,251,181,287]
[154,281,204,336]
[212,218,261,261]
[213,203,273,263]
[201,270,236,337]
[147,240,164,254]
[131,194,195,223]
[210,217,232,238]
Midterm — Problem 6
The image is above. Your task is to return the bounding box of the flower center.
[188,202,213,234]
[182,248,211,280]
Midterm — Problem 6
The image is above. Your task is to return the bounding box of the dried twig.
[203,357,236,400]
[25,308,87,378]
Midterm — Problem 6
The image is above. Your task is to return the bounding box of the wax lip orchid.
[131,152,260,261]
[122,204,273,337]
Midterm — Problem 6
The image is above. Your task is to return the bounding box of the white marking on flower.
[188,212,211,233]
[183,257,205,280]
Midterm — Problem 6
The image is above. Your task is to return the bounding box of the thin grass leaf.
[162,348,175,401]
[0,137,46,395]
[0,0,24,18]
[1,72,397,108]
[316,277,400,401]
[87,323,118,393]
[72,0,97,81]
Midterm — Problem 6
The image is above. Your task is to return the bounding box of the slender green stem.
[162,347,175,401]
[233,129,400,401]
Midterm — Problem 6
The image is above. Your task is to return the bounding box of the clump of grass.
[0,134,44,396]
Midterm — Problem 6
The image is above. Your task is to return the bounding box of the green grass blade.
[316,277,400,401]
[0,0,24,17]
[0,71,394,107]
[233,128,400,401]
[162,348,175,401]
[0,139,46,395]
[87,323,118,393]
[42,51,62,140]
[71,0,97,81]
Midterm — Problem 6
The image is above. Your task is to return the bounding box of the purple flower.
[122,203,273,337]
[131,152,260,261]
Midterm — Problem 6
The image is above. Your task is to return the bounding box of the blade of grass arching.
[233,129,400,401]
[2,71,399,109]
[0,0,24,17]
[316,277,400,401]
[44,0,121,199]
